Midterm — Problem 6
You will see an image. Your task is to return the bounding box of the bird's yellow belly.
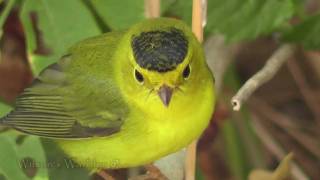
[58,85,214,169]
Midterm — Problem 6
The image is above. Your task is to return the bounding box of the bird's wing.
[1,32,129,139]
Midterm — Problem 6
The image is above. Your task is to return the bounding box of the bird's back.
[0,30,130,138]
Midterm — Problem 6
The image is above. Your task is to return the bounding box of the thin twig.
[144,0,160,18]
[232,44,296,111]
[249,98,320,159]
[191,0,205,42]
[287,58,320,126]
[251,116,308,180]
[185,141,197,180]
[97,170,115,180]
[185,1,206,180]
[185,0,206,180]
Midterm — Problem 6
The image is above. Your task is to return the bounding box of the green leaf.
[207,0,296,42]
[163,0,295,42]
[284,14,320,49]
[0,136,26,180]
[0,131,48,180]
[41,139,90,180]
[161,0,192,26]
[20,0,101,75]
[160,0,177,16]
[90,0,145,30]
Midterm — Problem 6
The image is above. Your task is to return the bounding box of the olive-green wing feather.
[1,32,129,139]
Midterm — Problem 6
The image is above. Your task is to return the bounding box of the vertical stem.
[192,0,204,42]
[144,0,160,18]
[185,141,197,180]
[186,0,205,180]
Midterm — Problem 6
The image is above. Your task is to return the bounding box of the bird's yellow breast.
[58,77,215,169]
[141,83,213,140]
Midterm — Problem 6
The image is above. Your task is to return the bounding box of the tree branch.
[232,44,296,111]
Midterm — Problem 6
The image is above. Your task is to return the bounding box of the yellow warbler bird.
[0,18,215,169]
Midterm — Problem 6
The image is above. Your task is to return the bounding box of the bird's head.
[116,18,213,109]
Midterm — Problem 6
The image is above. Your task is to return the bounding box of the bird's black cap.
[131,28,188,73]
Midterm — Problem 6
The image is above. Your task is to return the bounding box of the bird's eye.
[182,65,191,79]
[134,69,144,83]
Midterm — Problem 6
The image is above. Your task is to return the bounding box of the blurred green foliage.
[20,0,101,75]
[164,0,296,42]
[0,103,11,116]
[0,132,48,180]
[222,66,267,180]
[89,0,145,30]
[284,14,320,49]
[0,0,319,179]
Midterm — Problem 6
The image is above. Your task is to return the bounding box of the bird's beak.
[158,85,173,107]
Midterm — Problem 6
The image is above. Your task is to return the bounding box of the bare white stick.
[232,44,296,111]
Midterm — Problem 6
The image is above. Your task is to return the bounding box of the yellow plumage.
[1,18,215,170]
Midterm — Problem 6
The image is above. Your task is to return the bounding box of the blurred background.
[0,0,319,179]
